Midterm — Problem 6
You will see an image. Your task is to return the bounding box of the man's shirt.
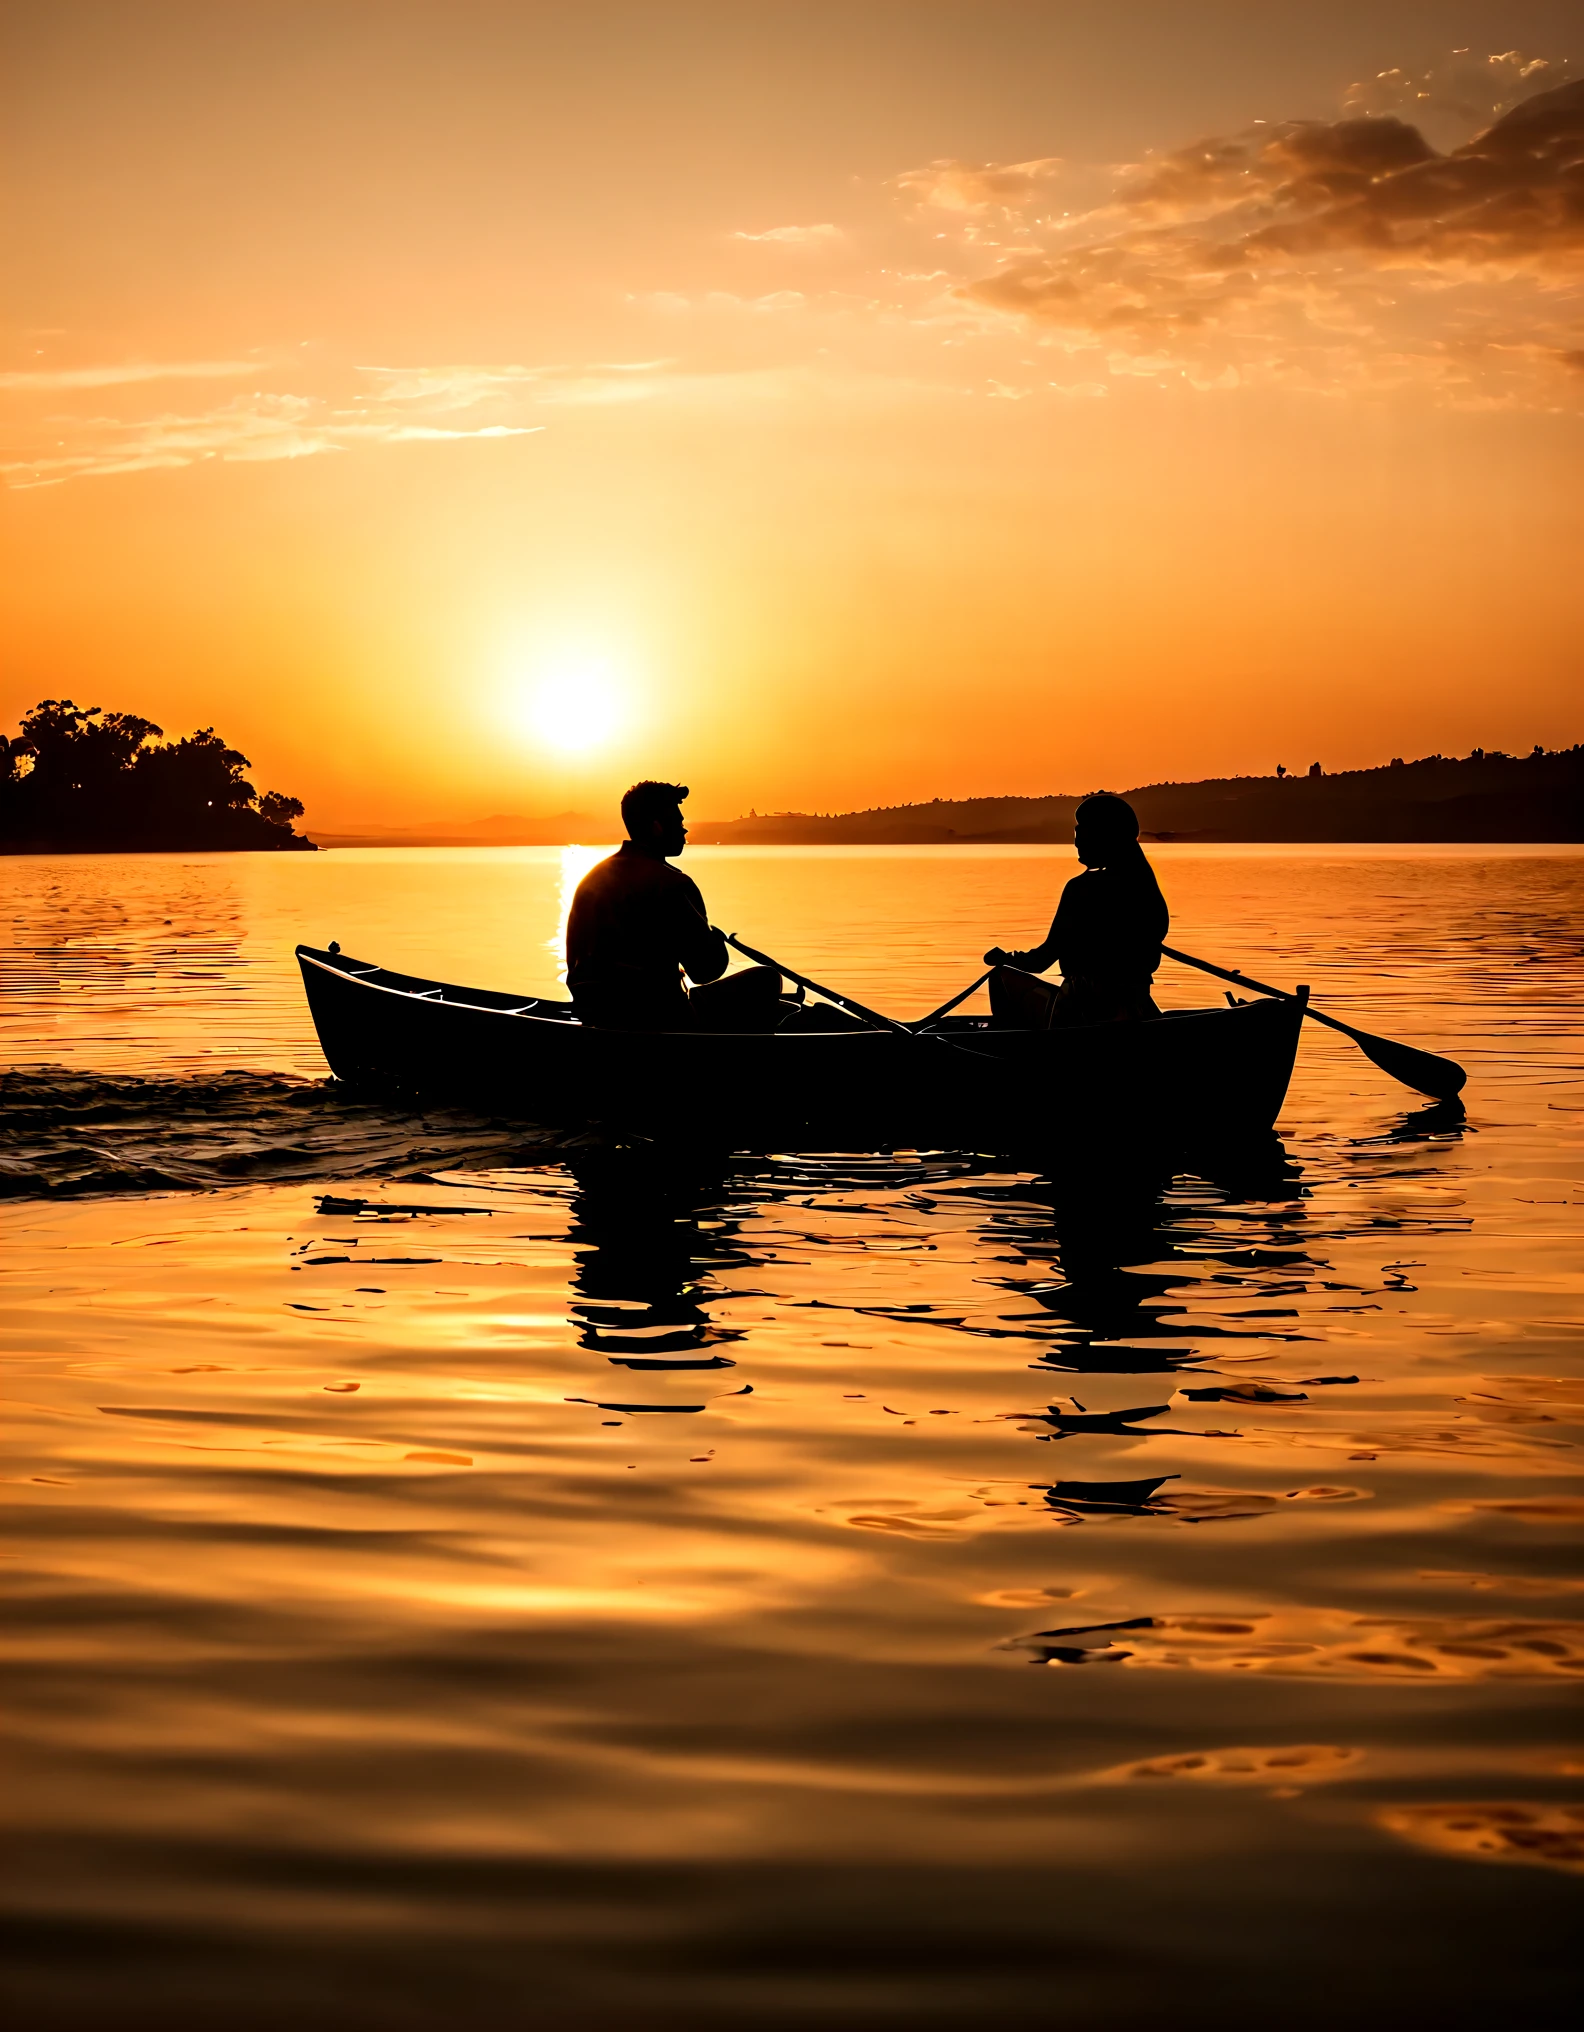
[565,842,727,1025]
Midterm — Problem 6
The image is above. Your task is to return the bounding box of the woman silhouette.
[983,792,1168,1028]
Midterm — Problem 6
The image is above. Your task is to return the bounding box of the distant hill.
[690,747,1584,846]
[304,746,1584,850]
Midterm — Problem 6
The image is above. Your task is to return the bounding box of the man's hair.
[621,779,688,838]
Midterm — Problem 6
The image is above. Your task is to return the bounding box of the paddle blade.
[1350,1026,1466,1101]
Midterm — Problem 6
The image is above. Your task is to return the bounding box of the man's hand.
[984,946,1011,967]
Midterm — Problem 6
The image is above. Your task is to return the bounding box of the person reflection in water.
[566,1148,743,1369]
[983,792,1168,1028]
[567,780,782,1030]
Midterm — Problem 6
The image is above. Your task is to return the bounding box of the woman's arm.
[984,904,1062,973]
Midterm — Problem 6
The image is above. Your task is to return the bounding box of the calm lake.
[3,844,1582,2029]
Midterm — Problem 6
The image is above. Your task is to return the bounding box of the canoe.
[296,944,1306,1149]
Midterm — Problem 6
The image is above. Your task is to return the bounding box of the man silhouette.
[566,780,782,1030]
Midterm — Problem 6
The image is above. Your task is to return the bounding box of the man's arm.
[671,876,729,984]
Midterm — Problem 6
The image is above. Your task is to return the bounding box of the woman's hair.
[1076,791,1164,914]
[1074,791,1140,844]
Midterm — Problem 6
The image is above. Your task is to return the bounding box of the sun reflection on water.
[549,842,609,988]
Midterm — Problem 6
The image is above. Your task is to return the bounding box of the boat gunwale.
[295,944,1284,1046]
[299,947,580,1027]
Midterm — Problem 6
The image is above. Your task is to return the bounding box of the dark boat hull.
[296,946,1304,1150]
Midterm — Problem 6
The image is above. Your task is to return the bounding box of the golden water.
[3,845,1582,2028]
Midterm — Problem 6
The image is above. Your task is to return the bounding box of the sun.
[516,653,626,755]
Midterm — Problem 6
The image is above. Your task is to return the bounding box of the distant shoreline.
[1,839,317,856]
[17,746,1569,852]
[9,837,1577,856]
[307,747,1583,849]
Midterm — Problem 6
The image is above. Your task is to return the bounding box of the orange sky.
[2,2,1580,828]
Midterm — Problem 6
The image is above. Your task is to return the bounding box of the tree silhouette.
[0,700,313,852]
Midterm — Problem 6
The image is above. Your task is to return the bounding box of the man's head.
[1073,791,1140,868]
[621,779,688,857]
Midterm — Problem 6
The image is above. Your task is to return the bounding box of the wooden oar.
[1161,944,1466,1101]
[723,934,1000,1062]
[915,970,992,1031]
[723,933,914,1035]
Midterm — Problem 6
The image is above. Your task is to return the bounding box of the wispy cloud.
[729,223,845,245]
[0,382,542,488]
[0,354,720,487]
[633,289,812,316]
[357,359,674,410]
[888,157,1065,215]
[0,359,257,392]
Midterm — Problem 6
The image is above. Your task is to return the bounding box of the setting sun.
[517,654,627,756]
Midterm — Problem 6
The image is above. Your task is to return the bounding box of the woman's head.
[1074,792,1141,868]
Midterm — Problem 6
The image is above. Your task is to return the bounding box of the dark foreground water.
[2,846,1581,2028]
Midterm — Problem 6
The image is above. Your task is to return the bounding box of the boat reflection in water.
[560,1122,1310,1445]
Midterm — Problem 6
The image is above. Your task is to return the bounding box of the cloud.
[3,394,328,483]
[0,359,256,392]
[949,74,1584,403]
[350,363,543,411]
[730,223,844,245]
[1119,114,1436,221]
[0,384,542,488]
[630,289,811,315]
[1244,81,1584,272]
[1343,47,1576,130]
[355,360,672,411]
[888,156,1065,214]
[0,355,722,487]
